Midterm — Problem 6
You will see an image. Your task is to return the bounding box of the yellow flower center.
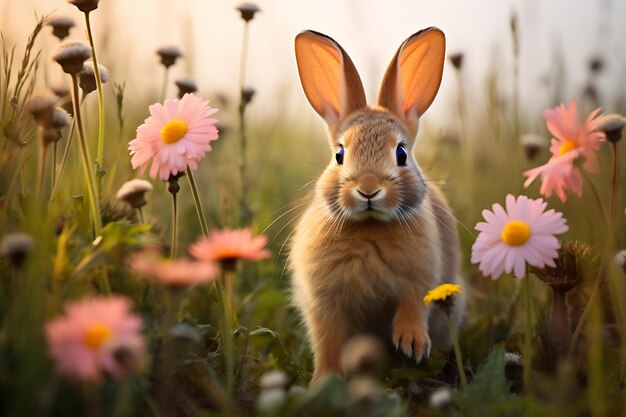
[558,139,577,155]
[83,324,112,350]
[501,220,531,246]
[160,120,188,144]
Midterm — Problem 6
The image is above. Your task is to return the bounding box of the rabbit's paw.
[392,320,431,363]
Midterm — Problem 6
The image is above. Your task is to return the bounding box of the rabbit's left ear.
[378,28,445,135]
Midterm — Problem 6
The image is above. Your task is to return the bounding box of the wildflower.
[40,108,71,145]
[27,91,59,124]
[597,113,625,144]
[156,46,182,68]
[429,388,453,409]
[260,370,290,391]
[79,61,110,96]
[175,78,198,98]
[340,335,388,379]
[615,250,626,274]
[45,296,145,382]
[236,2,260,22]
[471,194,568,279]
[189,228,270,271]
[129,251,219,287]
[448,53,464,70]
[128,94,219,180]
[116,179,153,209]
[520,133,547,161]
[52,40,92,75]
[242,87,256,105]
[423,283,462,305]
[169,323,201,344]
[523,100,607,202]
[47,16,75,40]
[588,56,604,74]
[51,86,73,115]
[532,240,595,291]
[0,232,34,268]
[67,0,100,13]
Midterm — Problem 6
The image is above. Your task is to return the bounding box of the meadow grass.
[0,5,625,417]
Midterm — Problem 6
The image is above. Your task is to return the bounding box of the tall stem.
[584,171,610,233]
[51,142,57,190]
[547,288,570,367]
[446,311,468,389]
[523,273,533,394]
[84,12,106,197]
[37,141,48,203]
[238,22,251,226]
[186,167,208,236]
[70,74,102,236]
[170,192,178,259]
[609,142,618,235]
[160,67,169,103]
[137,207,145,224]
[50,115,77,201]
[221,269,235,395]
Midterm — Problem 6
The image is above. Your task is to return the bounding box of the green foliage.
[452,347,523,417]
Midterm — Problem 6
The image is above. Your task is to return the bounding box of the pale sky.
[3,0,625,128]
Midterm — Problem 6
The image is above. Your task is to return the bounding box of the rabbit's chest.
[309,230,431,300]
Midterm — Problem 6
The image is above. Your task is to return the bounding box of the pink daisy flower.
[471,194,568,279]
[189,228,271,268]
[128,93,219,181]
[45,296,145,382]
[129,251,219,287]
[523,99,607,202]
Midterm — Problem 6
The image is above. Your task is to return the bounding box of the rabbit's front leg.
[310,308,346,382]
[392,294,431,362]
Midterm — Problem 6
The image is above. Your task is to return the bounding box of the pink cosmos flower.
[128,93,219,181]
[189,228,271,265]
[471,194,568,279]
[45,296,145,382]
[129,251,219,287]
[523,99,607,202]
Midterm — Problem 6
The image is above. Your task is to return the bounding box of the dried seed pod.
[52,40,92,75]
[47,16,75,40]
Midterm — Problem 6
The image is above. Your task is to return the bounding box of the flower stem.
[50,113,77,201]
[37,141,47,203]
[584,171,610,233]
[238,21,251,226]
[51,141,57,190]
[609,142,618,236]
[523,272,533,395]
[446,311,468,389]
[137,207,145,224]
[70,74,102,236]
[186,167,208,236]
[160,67,169,103]
[221,269,235,395]
[84,12,106,197]
[170,191,178,259]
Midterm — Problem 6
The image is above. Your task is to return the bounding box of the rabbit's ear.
[295,30,366,126]
[378,28,445,135]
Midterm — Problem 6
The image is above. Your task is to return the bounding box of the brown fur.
[291,29,464,381]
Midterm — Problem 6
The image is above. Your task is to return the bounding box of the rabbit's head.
[295,28,446,222]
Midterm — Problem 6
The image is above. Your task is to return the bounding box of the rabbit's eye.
[335,145,344,165]
[396,144,407,166]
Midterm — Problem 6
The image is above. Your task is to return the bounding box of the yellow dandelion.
[423,283,462,305]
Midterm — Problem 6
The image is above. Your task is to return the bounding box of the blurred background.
[3,0,626,127]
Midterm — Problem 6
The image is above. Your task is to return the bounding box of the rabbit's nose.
[357,189,381,200]
[356,173,382,199]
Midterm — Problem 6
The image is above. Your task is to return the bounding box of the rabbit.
[289,27,465,382]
